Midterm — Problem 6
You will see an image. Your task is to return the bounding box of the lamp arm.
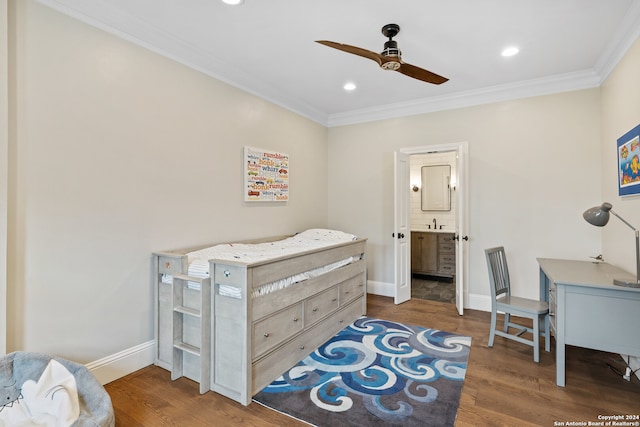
[610,210,637,231]
[611,210,640,284]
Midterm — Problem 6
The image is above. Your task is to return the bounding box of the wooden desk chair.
[485,246,550,362]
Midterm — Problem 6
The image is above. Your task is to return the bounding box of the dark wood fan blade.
[315,40,383,66]
[397,62,448,84]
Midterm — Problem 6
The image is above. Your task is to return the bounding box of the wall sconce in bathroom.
[412,185,420,192]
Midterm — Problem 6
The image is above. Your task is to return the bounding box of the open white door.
[394,151,411,304]
[454,144,469,315]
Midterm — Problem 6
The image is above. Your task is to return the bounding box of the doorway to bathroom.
[409,151,458,305]
[393,142,468,315]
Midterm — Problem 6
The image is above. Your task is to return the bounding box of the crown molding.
[594,0,640,82]
[326,70,602,127]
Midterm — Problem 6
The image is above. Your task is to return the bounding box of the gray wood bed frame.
[153,234,367,405]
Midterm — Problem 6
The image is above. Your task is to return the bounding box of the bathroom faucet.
[433,218,437,229]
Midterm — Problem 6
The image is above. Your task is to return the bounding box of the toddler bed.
[153,229,367,405]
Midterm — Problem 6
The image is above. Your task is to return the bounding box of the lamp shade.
[583,202,612,227]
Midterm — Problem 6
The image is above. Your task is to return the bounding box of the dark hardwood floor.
[104,295,640,426]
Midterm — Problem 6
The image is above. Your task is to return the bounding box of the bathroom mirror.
[421,165,451,211]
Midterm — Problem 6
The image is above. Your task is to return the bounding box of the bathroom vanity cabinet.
[411,231,456,278]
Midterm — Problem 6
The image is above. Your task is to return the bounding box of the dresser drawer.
[340,276,365,305]
[439,253,455,265]
[438,233,455,244]
[439,263,455,275]
[253,303,303,359]
[252,297,365,395]
[305,286,340,326]
[439,243,455,253]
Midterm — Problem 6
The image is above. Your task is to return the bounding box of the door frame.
[396,142,469,314]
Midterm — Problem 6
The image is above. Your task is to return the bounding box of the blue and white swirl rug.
[253,316,471,426]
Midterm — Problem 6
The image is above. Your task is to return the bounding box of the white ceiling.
[36,0,640,126]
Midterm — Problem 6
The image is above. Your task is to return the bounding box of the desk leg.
[557,344,566,386]
[539,267,565,386]
[555,284,566,387]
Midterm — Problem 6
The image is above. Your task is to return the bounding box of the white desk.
[537,258,640,386]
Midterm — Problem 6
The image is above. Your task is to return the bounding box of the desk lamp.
[583,202,640,287]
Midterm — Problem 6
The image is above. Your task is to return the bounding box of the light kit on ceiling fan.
[316,23,449,85]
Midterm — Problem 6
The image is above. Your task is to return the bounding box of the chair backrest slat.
[485,246,511,300]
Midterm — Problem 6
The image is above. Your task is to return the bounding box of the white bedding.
[162,229,359,298]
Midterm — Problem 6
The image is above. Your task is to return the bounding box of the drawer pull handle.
[332,298,337,302]
[224,270,231,277]
[263,333,270,338]
[344,291,350,294]
[165,262,171,269]
[339,320,344,323]
[312,308,318,312]
[293,317,299,322]
[299,345,305,350]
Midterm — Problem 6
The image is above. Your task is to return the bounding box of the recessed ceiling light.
[221,0,243,5]
[501,46,520,57]
[343,82,356,91]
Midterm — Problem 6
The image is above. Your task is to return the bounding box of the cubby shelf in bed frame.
[171,274,211,394]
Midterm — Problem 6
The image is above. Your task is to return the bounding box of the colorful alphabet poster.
[244,146,289,202]
[618,124,640,197]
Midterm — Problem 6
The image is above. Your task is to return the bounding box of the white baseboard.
[466,293,491,312]
[367,279,490,312]
[85,340,155,385]
[366,280,394,297]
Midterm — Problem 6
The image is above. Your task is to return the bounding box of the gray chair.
[485,246,550,362]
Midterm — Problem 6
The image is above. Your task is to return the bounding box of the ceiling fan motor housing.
[381,40,401,70]
[382,40,400,57]
[380,24,401,70]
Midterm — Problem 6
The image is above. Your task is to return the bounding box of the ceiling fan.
[316,24,448,85]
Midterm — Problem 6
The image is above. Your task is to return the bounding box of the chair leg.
[503,313,510,333]
[488,308,497,347]
[533,315,540,363]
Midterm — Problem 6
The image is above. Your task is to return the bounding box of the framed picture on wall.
[617,123,640,197]
[244,146,289,202]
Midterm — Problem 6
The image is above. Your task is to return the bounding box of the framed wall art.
[244,146,289,202]
[617,124,640,197]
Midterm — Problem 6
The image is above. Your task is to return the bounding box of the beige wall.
[327,89,603,305]
[1,0,9,354]
[6,1,328,362]
[600,37,640,273]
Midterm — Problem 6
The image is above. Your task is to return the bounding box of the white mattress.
[162,229,359,298]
